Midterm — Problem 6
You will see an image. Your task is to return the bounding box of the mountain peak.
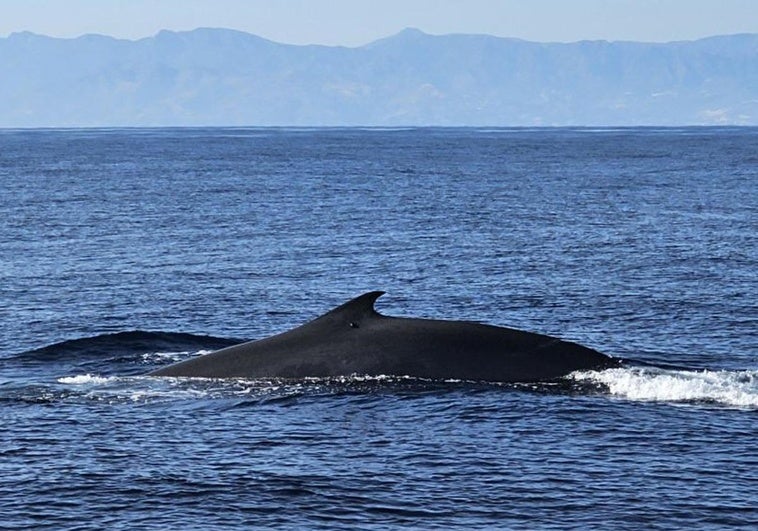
[396,27,428,37]
[364,27,431,48]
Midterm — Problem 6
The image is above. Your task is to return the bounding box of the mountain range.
[1,27,756,127]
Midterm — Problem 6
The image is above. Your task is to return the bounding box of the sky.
[0,0,756,45]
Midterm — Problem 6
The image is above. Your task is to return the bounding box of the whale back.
[149,291,617,381]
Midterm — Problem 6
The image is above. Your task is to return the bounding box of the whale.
[149,291,619,382]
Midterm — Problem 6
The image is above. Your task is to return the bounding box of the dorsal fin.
[321,291,386,322]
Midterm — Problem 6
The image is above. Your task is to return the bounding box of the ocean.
[1,127,756,529]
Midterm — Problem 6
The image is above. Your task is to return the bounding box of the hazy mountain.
[1,27,756,126]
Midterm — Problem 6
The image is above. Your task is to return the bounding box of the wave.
[48,373,501,407]
[570,367,758,409]
[19,331,240,360]
[57,367,758,410]
[5,331,241,377]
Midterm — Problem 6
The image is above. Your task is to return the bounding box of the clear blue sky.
[1,0,756,45]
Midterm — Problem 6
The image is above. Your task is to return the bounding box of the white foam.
[570,367,758,408]
[58,374,114,385]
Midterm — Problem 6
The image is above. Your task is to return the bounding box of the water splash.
[140,350,213,363]
[57,374,114,385]
[570,367,758,408]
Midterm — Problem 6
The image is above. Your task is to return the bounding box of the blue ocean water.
[0,127,756,529]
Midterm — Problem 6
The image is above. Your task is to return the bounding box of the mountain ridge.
[1,28,756,126]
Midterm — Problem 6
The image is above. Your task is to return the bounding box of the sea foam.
[570,367,758,408]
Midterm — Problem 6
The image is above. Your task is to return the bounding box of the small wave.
[570,367,758,408]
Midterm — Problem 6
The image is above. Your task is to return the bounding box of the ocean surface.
[0,127,756,529]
